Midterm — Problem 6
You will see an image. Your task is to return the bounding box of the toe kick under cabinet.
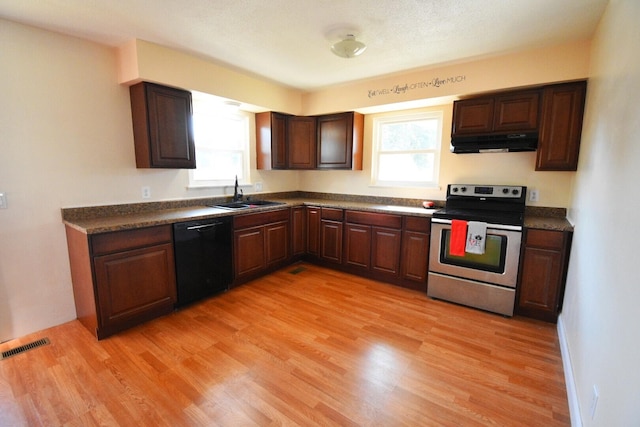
[65,224,177,339]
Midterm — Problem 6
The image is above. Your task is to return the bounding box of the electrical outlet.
[589,384,599,419]
[0,193,7,209]
[529,189,539,202]
[255,182,263,192]
[141,186,151,199]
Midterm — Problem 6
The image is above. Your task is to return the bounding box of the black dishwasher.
[173,217,233,307]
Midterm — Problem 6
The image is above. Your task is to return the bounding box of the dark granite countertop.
[62,192,573,234]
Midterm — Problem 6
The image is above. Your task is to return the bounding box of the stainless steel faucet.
[232,175,243,202]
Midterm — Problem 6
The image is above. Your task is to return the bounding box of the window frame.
[188,97,252,189]
[371,111,443,188]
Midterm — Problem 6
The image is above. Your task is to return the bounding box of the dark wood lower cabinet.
[517,228,572,322]
[291,206,307,257]
[306,206,321,257]
[400,217,431,291]
[65,224,177,340]
[342,210,403,282]
[233,209,290,284]
[320,220,343,263]
[371,227,402,278]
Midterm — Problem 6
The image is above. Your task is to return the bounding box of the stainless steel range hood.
[451,132,538,154]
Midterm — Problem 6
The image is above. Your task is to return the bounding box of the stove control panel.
[448,184,526,199]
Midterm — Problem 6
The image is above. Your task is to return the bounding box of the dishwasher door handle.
[186,223,223,231]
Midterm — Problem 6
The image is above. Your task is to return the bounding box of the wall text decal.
[367,75,467,98]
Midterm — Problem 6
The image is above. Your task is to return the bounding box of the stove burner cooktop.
[434,184,527,226]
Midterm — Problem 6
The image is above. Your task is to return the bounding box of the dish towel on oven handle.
[449,220,468,256]
[465,221,487,255]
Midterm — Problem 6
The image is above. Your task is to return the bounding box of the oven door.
[428,219,522,288]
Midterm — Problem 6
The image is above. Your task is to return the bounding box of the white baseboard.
[557,314,583,427]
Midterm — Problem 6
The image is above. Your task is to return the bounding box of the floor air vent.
[1,338,50,360]
[289,266,307,275]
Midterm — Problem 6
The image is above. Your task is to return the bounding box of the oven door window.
[440,229,507,273]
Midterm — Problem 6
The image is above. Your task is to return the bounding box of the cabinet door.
[130,82,196,169]
[288,116,317,169]
[307,207,321,257]
[265,221,289,266]
[401,230,430,285]
[452,98,494,135]
[291,206,307,256]
[316,112,363,170]
[320,220,343,263]
[94,243,177,331]
[344,223,371,269]
[536,81,587,171]
[517,229,570,322]
[256,112,288,170]
[371,227,401,277]
[493,91,540,132]
[234,226,266,278]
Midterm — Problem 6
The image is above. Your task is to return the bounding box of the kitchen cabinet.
[256,112,288,170]
[316,112,364,170]
[65,225,177,339]
[256,111,363,170]
[400,216,431,291]
[536,81,587,171]
[291,206,307,257]
[452,90,540,136]
[343,210,402,281]
[307,206,321,257]
[288,116,317,169]
[517,228,572,323]
[320,207,343,264]
[233,209,290,284]
[129,82,196,169]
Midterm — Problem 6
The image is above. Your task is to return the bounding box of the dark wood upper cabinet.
[536,81,587,171]
[452,81,586,171]
[452,90,539,136]
[452,98,495,135]
[129,82,196,169]
[256,111,288,170]
[317,112,364,170]
[493,91,540,132]
[256,111,363,170]
[287,116,317,169]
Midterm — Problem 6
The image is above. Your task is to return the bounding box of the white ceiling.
[0,0,608,91]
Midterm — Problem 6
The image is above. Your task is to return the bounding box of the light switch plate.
[0,193,7,209]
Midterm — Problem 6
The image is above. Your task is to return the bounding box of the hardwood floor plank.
[0,263,570,426]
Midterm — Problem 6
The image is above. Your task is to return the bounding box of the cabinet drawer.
[321,207,343,221]
[404,216,431,233]
[525,229,564,250]
[345,210,402,228]
[91,225,172,256]
[233,208,290,229]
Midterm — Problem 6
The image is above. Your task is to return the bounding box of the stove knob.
[460,186,467,192]
[502,188,509,194]
[512,189,519,195]
[452,187,459,193]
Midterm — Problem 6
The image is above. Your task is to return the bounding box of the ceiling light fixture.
[331,34,367,58]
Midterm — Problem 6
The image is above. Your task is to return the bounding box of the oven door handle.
[431,217,522,232]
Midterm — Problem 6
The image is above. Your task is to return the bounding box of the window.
[371,111,442,188]
[188,92,251,188]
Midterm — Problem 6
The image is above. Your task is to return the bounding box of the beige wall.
[560,0,640,425]
[1,16,588,342]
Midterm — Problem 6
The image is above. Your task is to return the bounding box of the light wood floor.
[0,263,569,426]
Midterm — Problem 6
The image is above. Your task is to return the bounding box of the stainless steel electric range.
[428,184,527,316]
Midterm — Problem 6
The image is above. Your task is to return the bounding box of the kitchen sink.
[210,200,286,210]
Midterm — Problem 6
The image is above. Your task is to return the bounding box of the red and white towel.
[465,221,487,254]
